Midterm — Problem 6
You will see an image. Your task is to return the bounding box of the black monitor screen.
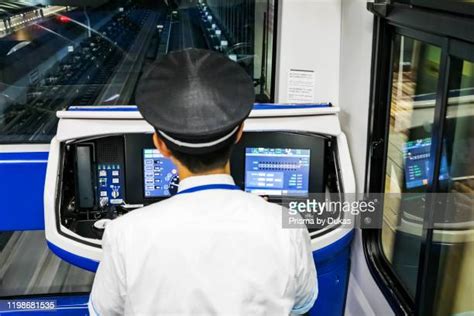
[404,138,449,189]
[244,147,310,196]
[143,149,179,198]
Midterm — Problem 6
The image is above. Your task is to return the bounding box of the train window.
[0,231,94,297]
[0,0,277,143]
[380,34,441,297]
[367,2,474,313]
[424,57,474,315]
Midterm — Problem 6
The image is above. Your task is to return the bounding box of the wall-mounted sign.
[287,69,315,103]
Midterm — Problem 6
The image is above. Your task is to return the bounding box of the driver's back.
[89,174,318,316]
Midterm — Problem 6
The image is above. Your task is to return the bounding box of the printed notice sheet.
[287,69,315,103]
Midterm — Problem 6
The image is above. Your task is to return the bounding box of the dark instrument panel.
[58,131,333,239]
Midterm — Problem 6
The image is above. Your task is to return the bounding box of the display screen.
[404,138,449,189]
[143,149,179,198]
[245,147,310,196]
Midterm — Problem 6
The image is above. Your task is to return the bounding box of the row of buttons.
[99,170,120,177]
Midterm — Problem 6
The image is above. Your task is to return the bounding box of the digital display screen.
[143,149,179,198]
[245,147,310,196]
[404,138,449,189]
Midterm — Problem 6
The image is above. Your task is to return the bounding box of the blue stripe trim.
[66,103,332,112]
[253,103,331,110]
[177,184,240,195]
[0,152,49,160]
[47,241,99,272]
[290,231,354,314]
[68,106,139,112]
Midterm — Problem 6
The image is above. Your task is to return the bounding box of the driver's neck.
[177,162,231,182]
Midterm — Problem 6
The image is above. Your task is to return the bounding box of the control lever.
[92,218,112,239]
[121,203,144,209]
[91,204,122,239]
[91,205,117,237]
[106,205,118,219]
[99,196,119,217]
[93,219,111,230]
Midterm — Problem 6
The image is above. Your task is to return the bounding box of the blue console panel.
[309,230,354,316]
[0,152,48,231]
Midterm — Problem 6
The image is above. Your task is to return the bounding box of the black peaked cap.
[136,49,255,153]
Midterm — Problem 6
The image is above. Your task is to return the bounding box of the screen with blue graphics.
[245,147,310,196]
[403,138,449,189]
[143,149,179,198]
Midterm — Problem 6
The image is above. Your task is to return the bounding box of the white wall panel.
[275,0,341,105]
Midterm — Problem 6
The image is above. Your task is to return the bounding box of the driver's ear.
[153,133,172,158]
[235,123,244,143]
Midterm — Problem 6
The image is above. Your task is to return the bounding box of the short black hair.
[169,142,235,173]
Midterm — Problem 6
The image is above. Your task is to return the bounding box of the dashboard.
[59,131,330,239]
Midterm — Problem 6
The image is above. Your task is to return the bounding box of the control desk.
[42,105,355,316]
[58,131,333,240]
[44,105,354,273]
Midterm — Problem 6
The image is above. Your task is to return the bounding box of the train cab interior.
[0,0,473,315]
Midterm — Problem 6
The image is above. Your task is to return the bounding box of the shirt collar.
[177,174,235,193]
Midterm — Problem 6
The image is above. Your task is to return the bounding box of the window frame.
[364,2,474,315]
[410,0,474,17]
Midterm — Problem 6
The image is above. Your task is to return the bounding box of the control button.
[100,197,109,207]
[100,191,107,197]
[112,178,119,184]
[99,170,107,177]
[111,188,120,198]
[110,198,123,205]
[112,170,119,176]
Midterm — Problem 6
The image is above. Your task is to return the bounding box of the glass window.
[0,231,94,296]
[427,57,474,315]
[0,0,276,143]
[381,34,441,297]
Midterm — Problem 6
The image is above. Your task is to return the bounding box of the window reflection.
[381,35,440,297]
[430,57,474,316]
[0,0,275,143]
[0,0,277,297]
[381,37,474,313]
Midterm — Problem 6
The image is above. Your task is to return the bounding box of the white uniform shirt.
[89,174,317,315]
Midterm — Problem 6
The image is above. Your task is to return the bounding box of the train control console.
[44,104,355,316]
